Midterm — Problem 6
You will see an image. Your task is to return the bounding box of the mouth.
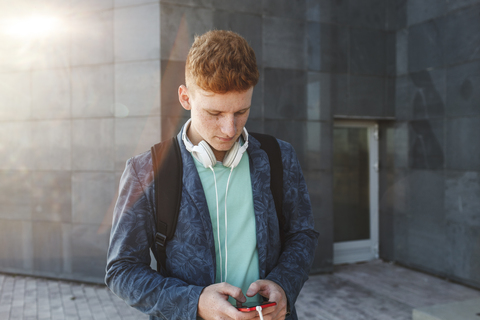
[217,136,235,143]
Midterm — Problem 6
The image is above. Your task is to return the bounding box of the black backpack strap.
[250,133,285,248]
[151,136,183,272]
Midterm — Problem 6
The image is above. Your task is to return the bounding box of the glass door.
[333,121,379,264]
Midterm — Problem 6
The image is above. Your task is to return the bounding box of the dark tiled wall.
[382,0,480,288]
[308,1,395,119]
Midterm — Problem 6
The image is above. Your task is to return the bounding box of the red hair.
[185,30,259,93]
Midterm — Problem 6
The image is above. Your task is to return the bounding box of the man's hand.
[246,280,288,320]
[197,283,259,320]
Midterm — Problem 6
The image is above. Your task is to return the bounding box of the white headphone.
[182,118,249,168]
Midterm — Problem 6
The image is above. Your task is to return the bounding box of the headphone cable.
[223,166,234,283]
[256,306,264,320]
[209,166,223,282]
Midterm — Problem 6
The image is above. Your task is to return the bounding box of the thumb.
[219,283,246,303]
[246,280,262,297]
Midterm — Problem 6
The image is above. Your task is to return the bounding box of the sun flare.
[2,15,62,38]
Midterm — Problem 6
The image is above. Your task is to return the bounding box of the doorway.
[333,121,379,264]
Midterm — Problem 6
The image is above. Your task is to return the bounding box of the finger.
[247,279,274,298]
[198,284,248,320]
[255,306,281,320]
[248,280,278,299]
[246,281,260,297]
[240,308,262,320]
[259,305,276,315]
[218,282,246,303]
[231,308,261,320]
[262,307,284,320]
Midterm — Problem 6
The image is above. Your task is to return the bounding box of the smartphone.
[236,301,277,312]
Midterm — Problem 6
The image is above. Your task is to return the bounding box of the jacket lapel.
[177,131,216,282]
[247,135,270,279]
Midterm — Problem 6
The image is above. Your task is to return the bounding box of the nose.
[220,115,236,138]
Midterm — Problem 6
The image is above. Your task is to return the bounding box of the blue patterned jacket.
[105,130,319,319]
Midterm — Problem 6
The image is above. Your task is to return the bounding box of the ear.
[178,85,191,111]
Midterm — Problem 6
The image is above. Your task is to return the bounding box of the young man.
[106,30,318,320]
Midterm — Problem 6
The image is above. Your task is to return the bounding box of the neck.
[213,149,226,162]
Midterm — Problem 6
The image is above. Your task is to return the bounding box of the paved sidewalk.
[1,260,480,319]
[0,274,145,320]
[296,260,480,320]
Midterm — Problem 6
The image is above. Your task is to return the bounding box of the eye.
[207,111,220,116]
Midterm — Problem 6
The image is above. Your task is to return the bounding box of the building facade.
[0,0,479,289]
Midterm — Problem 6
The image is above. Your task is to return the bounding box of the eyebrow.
[205,106,251,113]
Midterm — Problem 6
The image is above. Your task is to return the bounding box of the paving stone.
[1,261,479,319]
[413,298,480,320]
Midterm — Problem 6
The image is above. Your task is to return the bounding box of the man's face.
[178,85,253,161]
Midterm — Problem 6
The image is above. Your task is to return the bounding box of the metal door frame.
[333,120,379,265]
